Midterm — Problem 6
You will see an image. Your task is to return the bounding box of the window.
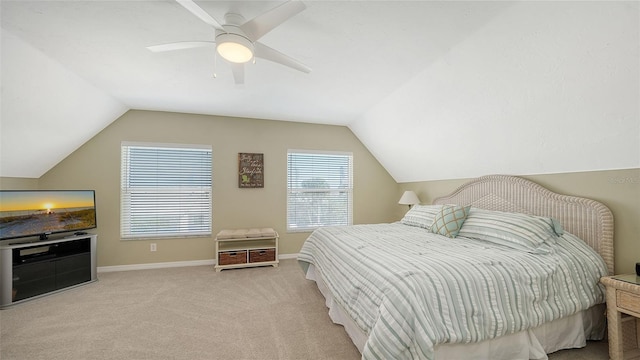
[121,142,212,239]
[287,150,353,232]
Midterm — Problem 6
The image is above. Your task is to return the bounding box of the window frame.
[286,149,353,232]
[120,141,212,240]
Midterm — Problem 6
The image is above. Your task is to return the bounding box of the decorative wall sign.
[238,153,264,188]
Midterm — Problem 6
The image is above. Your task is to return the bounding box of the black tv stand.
[0,234,97,308]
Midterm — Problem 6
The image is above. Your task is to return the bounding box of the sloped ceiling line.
[1,1,638,180]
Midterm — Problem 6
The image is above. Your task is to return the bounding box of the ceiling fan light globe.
[217,43,253,63]
[216,33,254,63]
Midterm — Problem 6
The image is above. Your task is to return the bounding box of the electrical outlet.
[150,243,157,252]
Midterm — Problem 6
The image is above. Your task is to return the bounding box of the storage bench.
[214,228,279,272]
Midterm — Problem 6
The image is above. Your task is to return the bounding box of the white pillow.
[458,208,562,252]
[400,204,443,230]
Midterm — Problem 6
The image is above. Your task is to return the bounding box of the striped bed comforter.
[297,223,607,360]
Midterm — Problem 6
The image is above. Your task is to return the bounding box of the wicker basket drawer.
[218,250,247,266]
[618,290,640,315]
[249,249,275,263]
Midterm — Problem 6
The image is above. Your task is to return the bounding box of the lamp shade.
[398,190,420,206]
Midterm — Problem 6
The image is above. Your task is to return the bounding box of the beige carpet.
[0,259,608,360]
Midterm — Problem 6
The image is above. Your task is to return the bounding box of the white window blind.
[287,150,353,232]
[121,142,212,239]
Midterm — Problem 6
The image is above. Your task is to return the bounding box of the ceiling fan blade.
[230,63,245,84]
[254,42,311,74]
[240,1,306,41]
[176,0,224,30]
[147,41,216,52]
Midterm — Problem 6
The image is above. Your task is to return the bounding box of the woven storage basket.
[249,249,275,263]
[218,250,247,265]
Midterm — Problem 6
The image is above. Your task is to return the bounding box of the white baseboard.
[97,254,300,273]
[98,259,215,273]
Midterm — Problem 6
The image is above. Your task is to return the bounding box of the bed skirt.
[305,263,606,360]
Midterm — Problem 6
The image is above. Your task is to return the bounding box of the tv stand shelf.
[0,234,97,308]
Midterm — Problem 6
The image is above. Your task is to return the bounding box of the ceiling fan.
[147,0,311,84]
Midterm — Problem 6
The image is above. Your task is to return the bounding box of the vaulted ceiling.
[2,1,638,181]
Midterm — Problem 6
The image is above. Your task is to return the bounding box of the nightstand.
[601,275,640,360]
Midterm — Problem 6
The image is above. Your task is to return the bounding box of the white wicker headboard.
[432,175,614,275]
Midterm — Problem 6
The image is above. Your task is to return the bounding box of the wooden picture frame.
[238,153,264,188]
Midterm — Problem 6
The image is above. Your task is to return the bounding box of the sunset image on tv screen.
[0,190,96,240]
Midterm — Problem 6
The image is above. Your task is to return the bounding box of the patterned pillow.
[457,208,562,252]
[430,205,471,238]
[400,204,443,230]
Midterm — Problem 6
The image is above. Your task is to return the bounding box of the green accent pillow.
[430,205,471,238]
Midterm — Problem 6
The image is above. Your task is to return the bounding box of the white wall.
[350,1,639,182]
[0,29,127,178]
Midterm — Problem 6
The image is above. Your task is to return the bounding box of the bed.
[297,175,613,360]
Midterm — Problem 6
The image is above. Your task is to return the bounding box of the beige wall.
[0,177,39,189]
[3,113,637,275]
[32,110,398,267]
[397,169,640,275]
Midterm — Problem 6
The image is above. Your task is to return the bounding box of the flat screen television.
[0,190,97,241]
